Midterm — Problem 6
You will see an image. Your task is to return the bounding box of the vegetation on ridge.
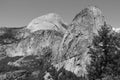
[87,23,120,80]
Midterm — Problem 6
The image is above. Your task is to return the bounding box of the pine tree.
[87,23,120,80]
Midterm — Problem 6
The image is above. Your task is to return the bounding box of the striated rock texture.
[0,6,106,80]
[5,30,64,58]
[27,13,68,33]
[55,6,105,77]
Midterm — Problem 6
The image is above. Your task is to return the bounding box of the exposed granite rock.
[5,30,63,57]
[27,13,68,33]
[54,6,105,77]
[113,27,120,32]
[0,6,106,80]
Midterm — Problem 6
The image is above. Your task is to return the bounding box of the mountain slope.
[0,6,110,80]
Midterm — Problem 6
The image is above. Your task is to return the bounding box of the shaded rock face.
[5,30,64,57]
[0,70,31,80]
[0,26,29,45]
[0,6,105,80]
[0,26,30,59]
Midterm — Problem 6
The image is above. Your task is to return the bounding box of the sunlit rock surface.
[54,6,105,77]
[5,30,64,57]
[113,27,120,32]
[27,13,68,33]
[0,6,106,80]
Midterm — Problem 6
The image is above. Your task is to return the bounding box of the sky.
[0,0,120,28]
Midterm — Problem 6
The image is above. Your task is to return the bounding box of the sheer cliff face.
[54,6,105,77]
[59,6,104,59]
[0,6,105,79]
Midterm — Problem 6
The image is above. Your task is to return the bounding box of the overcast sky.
[0,0,120,28]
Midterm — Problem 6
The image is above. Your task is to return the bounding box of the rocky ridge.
[27,13,68,33]
[0,6,107,80]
